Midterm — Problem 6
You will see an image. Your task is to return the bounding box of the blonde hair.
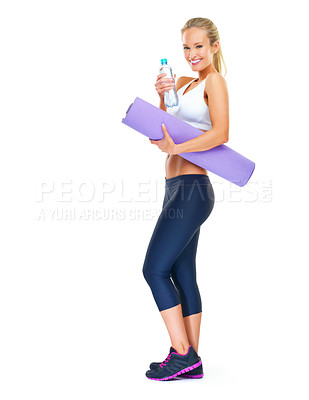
[181,17,227,76]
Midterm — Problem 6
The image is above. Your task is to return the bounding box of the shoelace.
[159,353,172,368]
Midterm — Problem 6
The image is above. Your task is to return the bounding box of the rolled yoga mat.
[122,97,255,187]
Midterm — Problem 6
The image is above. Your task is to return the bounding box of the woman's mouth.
[190,59,202,65]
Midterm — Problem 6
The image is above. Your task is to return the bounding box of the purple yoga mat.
[122,97,255,187]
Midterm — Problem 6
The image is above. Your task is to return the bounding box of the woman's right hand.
[155,73,176,99]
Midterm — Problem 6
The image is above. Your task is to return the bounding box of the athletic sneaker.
[145,345,202,381]
[149,346,204,379]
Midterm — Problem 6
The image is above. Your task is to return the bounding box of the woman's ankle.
[173,343,190,355]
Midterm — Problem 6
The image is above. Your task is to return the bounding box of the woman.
[143,17,229,381]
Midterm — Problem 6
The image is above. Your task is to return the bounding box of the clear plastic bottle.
[159,59,179,108]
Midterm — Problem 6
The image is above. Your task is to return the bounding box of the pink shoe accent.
[147,359,202,381]
[158,345,191,368]
[159,353,172,368]
[171,344,191,357]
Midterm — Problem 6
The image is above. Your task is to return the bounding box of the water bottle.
[159,59,179,108]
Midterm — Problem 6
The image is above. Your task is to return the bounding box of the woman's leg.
[153,210,203,355]
[143,175,214,355]
[159,305,202,355]
[143,184,192,355]
[170,227,203,354]
[183,313,202,354]
[142,187,201,320]
[160,304,190,355]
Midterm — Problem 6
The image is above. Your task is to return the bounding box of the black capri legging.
[142,174,215,317]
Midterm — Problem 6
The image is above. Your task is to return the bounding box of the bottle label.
[159,66,172,78]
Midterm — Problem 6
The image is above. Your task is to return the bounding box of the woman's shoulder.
[205,71,227,87]
[204,72,228,95]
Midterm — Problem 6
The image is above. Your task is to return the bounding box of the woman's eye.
[183,45,203,50]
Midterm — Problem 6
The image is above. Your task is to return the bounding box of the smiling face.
[182,27,218,71]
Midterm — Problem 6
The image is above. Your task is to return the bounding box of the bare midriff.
[165,154,208,179]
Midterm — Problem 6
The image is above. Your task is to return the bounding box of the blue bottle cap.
[160,59,167,65]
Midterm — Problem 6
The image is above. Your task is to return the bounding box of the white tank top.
[167,78,212,130]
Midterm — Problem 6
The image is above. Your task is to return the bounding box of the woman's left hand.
[149,124,179,155]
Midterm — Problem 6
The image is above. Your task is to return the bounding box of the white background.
[1,0,309,399]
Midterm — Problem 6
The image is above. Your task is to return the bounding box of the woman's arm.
[159,99,167,112]
[175,73,229,153]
